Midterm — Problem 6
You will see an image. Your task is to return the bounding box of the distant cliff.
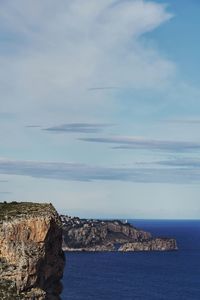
[0,202,65,300]
[119,238,177,252]
[61,216,177,252]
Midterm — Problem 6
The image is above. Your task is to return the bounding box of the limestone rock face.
[119,238,178,252]
[0,202,65,300]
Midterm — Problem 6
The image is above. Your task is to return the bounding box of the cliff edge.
[0,202,65,300]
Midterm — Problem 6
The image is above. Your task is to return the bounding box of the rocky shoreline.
[61,215,178,252]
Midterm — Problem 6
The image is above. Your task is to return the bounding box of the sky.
[0,0,200,219]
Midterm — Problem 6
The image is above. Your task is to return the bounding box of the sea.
[61,220,200,300]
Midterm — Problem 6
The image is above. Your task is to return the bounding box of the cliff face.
[119,238,178,252]
[0,202,65,300]
[62,216,152,251]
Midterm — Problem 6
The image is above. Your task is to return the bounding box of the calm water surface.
[61,220,200,300]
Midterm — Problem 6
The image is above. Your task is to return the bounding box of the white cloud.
[0,0,174,122]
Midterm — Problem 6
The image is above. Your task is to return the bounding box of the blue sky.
[0,0,200,219]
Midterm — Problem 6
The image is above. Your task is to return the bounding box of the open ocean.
[61,220,200,300]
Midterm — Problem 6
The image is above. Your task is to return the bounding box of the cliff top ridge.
[0,201,58,222]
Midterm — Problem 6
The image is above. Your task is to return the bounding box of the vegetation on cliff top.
[0,202,57,221]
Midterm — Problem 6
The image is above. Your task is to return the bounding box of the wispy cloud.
[79,136,200,152]
[26,125,42,128]
[0,158,199,184]
[0,0,174,121]
[42,123,113,134]
[157,158,200,168]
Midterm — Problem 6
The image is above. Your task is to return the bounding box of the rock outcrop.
[62,216,151,251]
[0,202,65,300]
[119,238,178,252]
[61,215,177,252]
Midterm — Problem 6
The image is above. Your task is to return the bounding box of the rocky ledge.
[61,215,177,252]
[0,202,65,300]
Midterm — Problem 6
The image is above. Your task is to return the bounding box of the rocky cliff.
[61,216,177,252]
[0,202,65,300]
[119,238,178,252]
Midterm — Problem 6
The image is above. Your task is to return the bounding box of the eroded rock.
[0,202,65,299]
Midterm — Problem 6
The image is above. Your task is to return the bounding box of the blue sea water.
[61,220,200,300]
